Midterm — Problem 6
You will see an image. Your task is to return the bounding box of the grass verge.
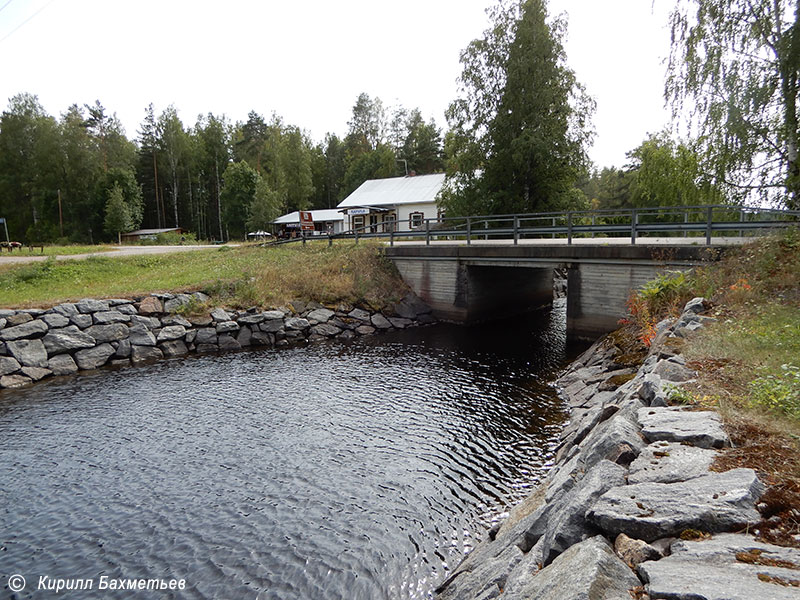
[0,241,407,310]
[0,244,118,257]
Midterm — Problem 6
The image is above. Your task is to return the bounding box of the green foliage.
[639,271,694,314]
[103,183,133,238]
[246,180,281,232]
[441,0,595,216]
[749,365,800,420]
[221,161,261,239]
[667,384,699,405]
[667,0,800,207]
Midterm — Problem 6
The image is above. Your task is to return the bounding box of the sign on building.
[299,211,315,232]
[348,208,369,216]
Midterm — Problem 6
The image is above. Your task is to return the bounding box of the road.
[0,244,235,265]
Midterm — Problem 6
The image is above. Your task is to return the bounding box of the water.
[0,301,584,599]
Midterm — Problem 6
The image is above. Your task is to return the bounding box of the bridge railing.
[274,204,800,247]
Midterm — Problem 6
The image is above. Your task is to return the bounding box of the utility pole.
[57,189,63,237]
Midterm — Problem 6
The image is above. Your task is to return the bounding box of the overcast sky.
[0,0,673,169]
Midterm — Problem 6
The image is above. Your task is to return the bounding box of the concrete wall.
[566,263,667,340]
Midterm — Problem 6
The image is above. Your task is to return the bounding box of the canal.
[0,300,585,599]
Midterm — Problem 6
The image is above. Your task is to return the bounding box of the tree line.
[0,92,444,243]
[2,0,797,243]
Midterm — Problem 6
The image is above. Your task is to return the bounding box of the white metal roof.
[337,173,446,209]
[273,209,344,224]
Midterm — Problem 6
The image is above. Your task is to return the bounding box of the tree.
[156,106,187,227]
[246,179,281,232]
[626,132,722,207]
[104,182,133,241]
[220,161,260,239]
[441,0,595,216]
[667,0,800,207]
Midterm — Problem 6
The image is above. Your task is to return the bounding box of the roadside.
[0,243,233,265]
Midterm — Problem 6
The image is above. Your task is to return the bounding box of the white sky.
[0,0,673,169]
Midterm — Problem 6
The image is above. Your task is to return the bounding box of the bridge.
[281,205,799,340]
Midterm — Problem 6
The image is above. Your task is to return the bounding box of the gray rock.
[218,335,241,351]
[131,345,164,364]
[310,323,342,337]
[192,291,210,303]
[0,318,5,330]
[236,326,252,347]
[215,320,239,334]
[21,366,52,381]
[48,354,78,376]
[653,357,696,382]
[130,314,160,329]
[52,303,78,317]
[163,294,193,313]
[194,328,217,345]
[115,303,138,315]
[614,533,661,567]
[574,412,645,470]
[93,310,130,324]
[41,313,70,328]
[76,298,110,313]
[251,331,274,346]
[160,339,188,357]
[210,307,231,322]
[587,468,765,542]
[285,317,309,330]
[184,330,197,344]
[6,339,49,368]
[637,372,663,405]
[502,536,641,600]
[85,323,129,343]
[0,356,21,376]
[107,298,133,306]
[137,296,164,314]
[128,323,157,346]
[160,314,192,327]
[638,406,730,449]
[260,319,284,333]
[0,309,15,318]
[683,297,708,315]
[68,314,92,329]
[74,343,115,370]
[0,319,48,341]
[1,373,32,388]
[628,441,717,484]
[371,313,392,329]
[42,326,96,355]
[114,338,131,358]
[438,543,523,600]
[237,313,265,325]
[347,308,372,321]
[541,460,628,565]
[307,308,335,323]
[339,330,355,341]
[157,325,186,342]
[261,310,285,320]
[638,533,800,600]
[5,312,32,326]
[196,343,218,353]
[388,317,413,329]
[355,324,376,335]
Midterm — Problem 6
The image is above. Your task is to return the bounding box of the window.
[369,214,379,233]
[353,216,364,231]
[409,212,424,229]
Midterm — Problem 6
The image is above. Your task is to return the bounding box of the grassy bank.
[0,241,407,310]
[623,228,800,546]
[0,244,118,257]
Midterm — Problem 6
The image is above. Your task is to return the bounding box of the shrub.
[749,364,800,420]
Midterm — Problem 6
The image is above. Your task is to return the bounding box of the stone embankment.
[437,298,800,600]
[0,292,435,389]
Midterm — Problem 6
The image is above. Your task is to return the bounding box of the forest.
[1,0,797,243]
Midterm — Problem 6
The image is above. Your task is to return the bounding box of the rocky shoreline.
[0,292,435,390]
[436,297,800,600]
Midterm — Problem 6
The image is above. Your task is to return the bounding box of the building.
[273,209,344,238]
[120,228,183,243]
[337,173,445,233]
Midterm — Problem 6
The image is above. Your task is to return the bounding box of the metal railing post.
[631,209,637,245]
[426,219,430,245]
[466,217,471,245]
[591,214,596,239]
[328,235,332,247]
[302,231,306,246]
[739,208,745,239]
[706,206,713,245]
[354,228,359,244]
[552,216,556,239]
[513,216,519,245]
[684,210,688,237]
[390,227,394,246]
[567,212,573,245]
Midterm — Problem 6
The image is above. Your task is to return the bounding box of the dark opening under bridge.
[280,205,799,339]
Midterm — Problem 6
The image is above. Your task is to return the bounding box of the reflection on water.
[0,300,585,599]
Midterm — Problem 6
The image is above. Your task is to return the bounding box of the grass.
[622,227,800,547]
[0,244,118,257]
[0,241,408,310]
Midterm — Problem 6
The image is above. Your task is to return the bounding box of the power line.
[0,0,57,45]
[0,0,15,15]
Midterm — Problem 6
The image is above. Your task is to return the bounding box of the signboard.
[299,211,315,232]
[348,208,369,216]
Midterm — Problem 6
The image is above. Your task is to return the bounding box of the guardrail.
[276,205,800,247]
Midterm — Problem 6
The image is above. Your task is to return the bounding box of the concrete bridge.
[385,242,721,340]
